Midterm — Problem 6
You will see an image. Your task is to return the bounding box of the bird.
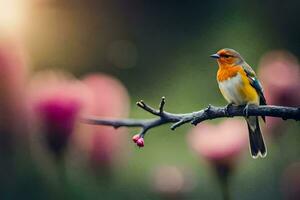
[210,48,267,158]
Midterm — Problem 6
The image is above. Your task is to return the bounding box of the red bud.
[136,138,144,147]
[132,134,140,143]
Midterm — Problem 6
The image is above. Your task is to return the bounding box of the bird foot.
[225,103,234,117]
[243,104,250,118]
[205,104,212,113]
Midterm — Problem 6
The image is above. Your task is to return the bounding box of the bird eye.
[222,54,230,58]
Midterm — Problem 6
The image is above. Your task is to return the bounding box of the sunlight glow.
[0,0,26,33]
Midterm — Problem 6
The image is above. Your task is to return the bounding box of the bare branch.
[159,96,166,114]
[136,100,159,116]
[82,97,300,142]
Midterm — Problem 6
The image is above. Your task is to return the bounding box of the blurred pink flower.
[188,119,248,166]
[0,39,28,187]
[79,73,130,170]
[151,165,196,199]
[188,119,248,200]
[29,71,88,157]
[281,162,300,200]
[0,40,28,150]
[258,50,300,130]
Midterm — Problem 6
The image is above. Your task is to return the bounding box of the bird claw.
[243,104,250,118]
[225,103,234,117]
[205,104,212,113]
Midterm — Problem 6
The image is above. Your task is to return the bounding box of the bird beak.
[210,53,220,59]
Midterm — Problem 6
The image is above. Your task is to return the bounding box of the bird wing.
[242,62,267,121]
[241,61,256,76]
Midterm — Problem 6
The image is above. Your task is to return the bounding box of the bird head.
[211,48,244,67]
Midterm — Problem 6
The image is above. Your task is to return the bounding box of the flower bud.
[136,137,144,147]
[132,134,140,143]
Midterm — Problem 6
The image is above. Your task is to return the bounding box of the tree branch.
[82,97,300,143]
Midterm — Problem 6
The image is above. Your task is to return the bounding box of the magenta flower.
[80,74,130,169]
[29,71,87,157]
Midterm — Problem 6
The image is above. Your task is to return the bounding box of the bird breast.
[218,73,258,105]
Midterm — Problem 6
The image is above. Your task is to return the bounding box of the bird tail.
[246,117,267,158]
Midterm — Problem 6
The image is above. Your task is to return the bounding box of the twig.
[82,97,300,141]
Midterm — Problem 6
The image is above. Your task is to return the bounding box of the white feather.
[218,73,245,105]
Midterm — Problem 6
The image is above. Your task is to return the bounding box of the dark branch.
[82,97,300,142]
[159,96,166,113]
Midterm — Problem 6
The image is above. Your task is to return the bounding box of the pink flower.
[281,162,300,200]
[188,119,248,199]
[79,73,130,169]
[188,119,248,165]
[0,40,28,150]
[151,165,196,198]
[29,71,88,157]
[258,50,300,131]
[258,50,300,106]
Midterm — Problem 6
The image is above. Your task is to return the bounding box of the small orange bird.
[211,48,267,158]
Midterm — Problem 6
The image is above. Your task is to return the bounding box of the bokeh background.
[0,0,299,199]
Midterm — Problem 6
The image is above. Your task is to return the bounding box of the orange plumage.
[217,65,243,82]
[217,65,259,104]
